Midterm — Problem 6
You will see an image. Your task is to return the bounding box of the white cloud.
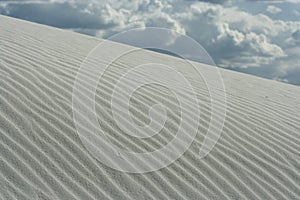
[266,5,282,14]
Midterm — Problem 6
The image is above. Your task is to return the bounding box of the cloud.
[0,0,300,85]
[236,46,300,85]
[0,1,121,29]
[175,3,294,68]
[266,5,282,14]
[244,0,300,3]
[292,29,300,41]
[192,0,231,4]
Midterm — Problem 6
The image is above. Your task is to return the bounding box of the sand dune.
[1,15,300,199]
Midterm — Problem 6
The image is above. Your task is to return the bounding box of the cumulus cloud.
[0,0,299,85]
[176,3,290,68]
[237,46,300,85]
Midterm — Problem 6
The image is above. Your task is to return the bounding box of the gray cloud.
[292,30,300,41]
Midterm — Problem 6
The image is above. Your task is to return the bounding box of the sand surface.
[1,15,300,199]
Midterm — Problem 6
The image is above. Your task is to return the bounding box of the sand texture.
[1,15,300,199]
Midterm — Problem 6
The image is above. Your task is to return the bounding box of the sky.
[0,0,300,85]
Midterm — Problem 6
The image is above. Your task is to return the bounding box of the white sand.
[1,15,300,199]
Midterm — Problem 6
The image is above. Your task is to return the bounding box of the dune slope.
[1,15,300,200]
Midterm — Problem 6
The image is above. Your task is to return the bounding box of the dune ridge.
[1,15,300,199]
